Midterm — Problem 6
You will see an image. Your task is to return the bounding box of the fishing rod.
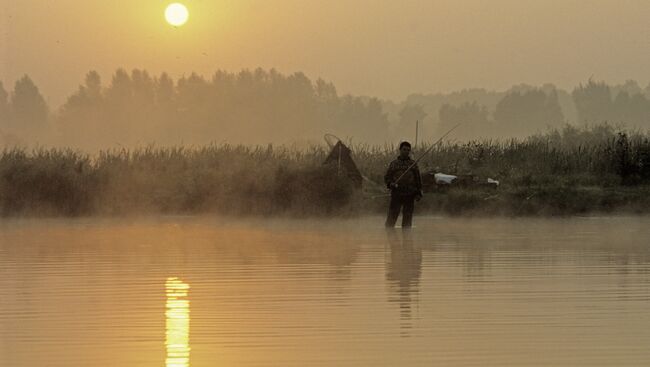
[392,123,462,185]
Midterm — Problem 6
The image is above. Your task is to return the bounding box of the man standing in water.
[384,141,423,228]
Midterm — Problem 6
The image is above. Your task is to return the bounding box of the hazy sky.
[2,0,650,107]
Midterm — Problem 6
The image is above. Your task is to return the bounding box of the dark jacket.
[384,156,423,196]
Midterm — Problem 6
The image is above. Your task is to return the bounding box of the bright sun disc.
[165,3,189,27]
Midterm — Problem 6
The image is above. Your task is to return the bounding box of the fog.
[3,1,650,147]
[2,70,650,149]
[4,1,650,106]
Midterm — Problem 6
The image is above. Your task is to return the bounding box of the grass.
[1,124,649,217]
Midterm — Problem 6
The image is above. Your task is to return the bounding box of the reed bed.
[1,124,649,216]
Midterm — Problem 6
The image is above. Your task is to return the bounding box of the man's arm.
[413,163,422,191]
[413,163,423,197]
[384,161,395,188]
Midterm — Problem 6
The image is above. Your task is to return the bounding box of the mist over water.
[2,216,650,366]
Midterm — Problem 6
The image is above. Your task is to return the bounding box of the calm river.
[1,216,650,366]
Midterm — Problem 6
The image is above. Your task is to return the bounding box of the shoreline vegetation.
[1,124,649,217]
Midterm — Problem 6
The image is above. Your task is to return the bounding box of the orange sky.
[2,0,650,107]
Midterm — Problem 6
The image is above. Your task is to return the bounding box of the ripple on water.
[1,216,650,366]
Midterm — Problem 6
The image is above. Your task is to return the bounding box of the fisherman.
[384,141,423,228]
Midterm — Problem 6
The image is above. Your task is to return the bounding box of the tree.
[0,81,8,128]
[438,101,490,140]
[153,73,179,145]
[58,71,105,149]
[572,80,614,123]
[155,72,175,105]
[494,88,564,137]
[613,80,643,97]
[613,91,650,128]
[10,75,49,137]
[396,104,427,143]
[85,70,102,99]
[53,68,395,147]
[572,79,650,129]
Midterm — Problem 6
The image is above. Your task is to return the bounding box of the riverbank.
[1,124,649,217]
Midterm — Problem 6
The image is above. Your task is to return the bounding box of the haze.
[3,0,650,107]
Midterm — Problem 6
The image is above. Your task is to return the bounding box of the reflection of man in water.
[385,229,422,333]
[384,141,423,228]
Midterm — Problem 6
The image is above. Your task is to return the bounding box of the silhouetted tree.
[613,91,650,127]
[10,75,49,137]
[572,80,614,123]
[0,81,11,144]
[572,79,650,129]
[613,79,643,97]
[438,101,490,140]
[153,72,178,144]
[0,81,8,128]
[58,70,105,149]
[494,88,564,137]
[396,104,427,142]
[541,83,577,123]
[335,95,389,142]
[315,78,337,102]
[44,69,650,148]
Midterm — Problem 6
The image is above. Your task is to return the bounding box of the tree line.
[1,69,650,149]
[402,80,650,141]
[1,69,389,149]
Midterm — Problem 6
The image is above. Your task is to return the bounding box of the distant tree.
[344,96,389,142]
[539,83,577,123]
[398,104,427,128]
[612,91,650,128]
[394,89,506,135]
[543,89,565,126]
[105,68,133,116]
[10,75,49,137]
[0,81,8,128]
[84,70,102,99]
[613,79,643,97]
[155,72,175,105]
[572,80,614,123]
[176,73,214,143]
[315,78,337,102]
[571,79,650,128]
[494,88,564,137]
[153,72,179,144]
[104,68,140,145]
[0,81,10,144]
[438,101,490,140]
[58,70,105,148]
[396,104,427,142]
[314,78,339,132]
[54,68,395,148]
[280,72,319,138]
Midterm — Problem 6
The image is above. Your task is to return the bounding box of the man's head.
[399,141,411,159]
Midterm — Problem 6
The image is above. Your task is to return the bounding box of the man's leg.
[401,195,415,228]
[385,194,402,227]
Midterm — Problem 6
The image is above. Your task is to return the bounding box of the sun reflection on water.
[166,277,190,367]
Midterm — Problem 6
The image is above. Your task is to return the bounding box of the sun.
[165,3,189,27]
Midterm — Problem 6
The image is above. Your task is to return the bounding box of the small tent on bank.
[322,138,363,189]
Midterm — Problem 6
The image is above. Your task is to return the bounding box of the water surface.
[2,216,650,366]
